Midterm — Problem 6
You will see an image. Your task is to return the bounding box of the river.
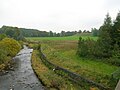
[0,45,44,90]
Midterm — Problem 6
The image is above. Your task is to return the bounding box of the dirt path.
[0,46,44,90]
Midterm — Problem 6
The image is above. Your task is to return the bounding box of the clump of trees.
[77,12,120,66]
[91,28,99,36]
[20,28,50,37]
[0,26,24,40]
[20,29,78,37]
[0,37,21,64]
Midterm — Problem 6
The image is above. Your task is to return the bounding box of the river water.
[0,45,44,90]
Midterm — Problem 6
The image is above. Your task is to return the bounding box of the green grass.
[32,50,83,90]
[40,40,118,88]
[62,50,117,76]
[27,35,118,89]
[42,41,118,75]
[26,35,98,41]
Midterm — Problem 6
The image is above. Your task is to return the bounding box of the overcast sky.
[0,0,120,32]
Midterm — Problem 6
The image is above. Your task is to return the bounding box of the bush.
[77,37,97,58]
[0,38,21,57]
[77,37,120,66]
[0,34,7,40]
[0,48,8,64]
[0,38,21,65]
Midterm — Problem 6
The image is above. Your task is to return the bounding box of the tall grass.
[31,50,83,90]
[40,40,118,88]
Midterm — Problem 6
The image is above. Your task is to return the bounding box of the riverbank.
[0,60,16,76]
[31,50,83,90]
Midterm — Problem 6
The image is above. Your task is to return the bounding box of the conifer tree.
[111,11,120,48]
[98,13,113,57]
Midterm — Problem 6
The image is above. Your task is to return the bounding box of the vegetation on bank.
[37,40,118,89]
[0,37,21,71]
[31,49,82,90]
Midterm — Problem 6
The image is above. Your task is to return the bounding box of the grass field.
[26,35,98,41]
[27,35,118,89]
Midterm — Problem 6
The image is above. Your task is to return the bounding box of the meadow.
[27,35,118,89]
[26,35,98,41]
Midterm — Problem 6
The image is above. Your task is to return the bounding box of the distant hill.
[20,28,49,37]
[0,26,50,38]
[0,25,93,38]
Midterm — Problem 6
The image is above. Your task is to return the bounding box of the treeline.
[0,25,94,38]
[91,28,99,37]
[20,28,49,37]
[77,12,120,66]
[20,29,79,37]
[0,26,79,37]
[0,26,24,40]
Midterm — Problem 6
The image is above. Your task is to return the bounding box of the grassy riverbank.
[31,50,83,90]
[28,35,118,89]
[0,38,21,71]
[39,40,118,89]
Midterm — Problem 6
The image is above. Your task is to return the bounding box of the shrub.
[77,37,97,58]
[0,38,21,64]
[0,48,8,64]
[0,38,21,70]
[0,38,21,57]
[0,34,7,40]
[77,36,120,66]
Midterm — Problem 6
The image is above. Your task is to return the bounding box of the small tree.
[49,31,54,37]
[91,28,99,36]
[60,31,65,36]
